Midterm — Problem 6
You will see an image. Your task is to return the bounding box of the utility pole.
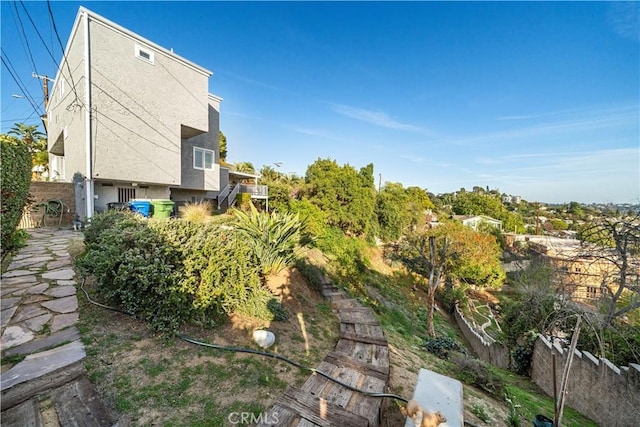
[32,73,53,108]
[378,173,382,192]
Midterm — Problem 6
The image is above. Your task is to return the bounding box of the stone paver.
[1,341,85,391]
[1,228,86,399]
[41,269,75,281]
[41,296,78,314]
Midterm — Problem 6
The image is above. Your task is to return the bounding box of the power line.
[1,49,42,116]
[45,0,81,106]
[10,1,39,76]
[16,0,61,72]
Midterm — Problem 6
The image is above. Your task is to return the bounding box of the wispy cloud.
[449,105,638,147]
[330,103,424,132]
[607,2,640,42]
[400,155,425,163]
[290,126,349,143]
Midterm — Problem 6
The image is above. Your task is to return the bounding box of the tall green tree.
[218,131,227,163]
[8,123,46,152]
[375,183,435,242]
[9,123,48,172]
[304,158,376,236]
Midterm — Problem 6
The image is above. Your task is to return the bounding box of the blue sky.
[2,1,639,204]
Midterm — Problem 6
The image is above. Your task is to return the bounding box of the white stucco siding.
[46,20,87,182]
[88,18,209,185]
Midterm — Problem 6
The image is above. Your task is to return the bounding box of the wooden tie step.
[1,376,114,427]
[259,280,389,427]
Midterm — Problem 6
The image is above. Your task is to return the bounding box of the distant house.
[453,215,503,232]
[502,194,521,204]
[46,7,265,217]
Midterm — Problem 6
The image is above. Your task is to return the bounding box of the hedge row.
[1,135,32,253]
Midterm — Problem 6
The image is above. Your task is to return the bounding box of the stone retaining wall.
[531,334,640,427]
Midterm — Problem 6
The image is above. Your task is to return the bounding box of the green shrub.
[451,353,505,398]
[287,199,328,238]
[236,193,251,210]
[77,213,188,332]
[315,226,369,290]
[423,336,468,359]
[80,212,287,329]
[267,298,288,321]
[436,283,469,313]
[510,332,538,376]
[1,135,32,254]
[471,402,491,423]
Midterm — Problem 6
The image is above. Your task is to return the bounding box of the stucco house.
[452,215,503,232]
[46,7,265,217]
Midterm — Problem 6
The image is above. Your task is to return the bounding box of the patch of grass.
[2,353,26,365]
[139,357,168,377]
[471,401,492,424]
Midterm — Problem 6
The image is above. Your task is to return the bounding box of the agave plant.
[232,203,311,275]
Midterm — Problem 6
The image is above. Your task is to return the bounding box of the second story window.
[58,79,65,101]
[135,44,154,64]
[194,147,214,170]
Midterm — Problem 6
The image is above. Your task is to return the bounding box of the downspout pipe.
[83,10,94,219]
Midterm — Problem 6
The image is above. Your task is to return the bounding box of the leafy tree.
[392,221,504,336]
[376,183,436,242]
[449,225,506,288]
[233,161,255,173]
[375,183,407,242]
[452,190,524,233]
[259,165,282,182]
[218,131,227,163]
[304,158,376,236]
[9,123,48,172]
[8,123,46,152]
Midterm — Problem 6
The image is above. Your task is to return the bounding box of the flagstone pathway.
[1,228,114,426]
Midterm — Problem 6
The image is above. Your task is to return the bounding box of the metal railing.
[217,184,230,205]
[239,184,268,198]
[228,183,241,207]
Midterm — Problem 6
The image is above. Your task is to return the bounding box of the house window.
[58,79,65,101]
[586,286,599,299]
[194,147,214,170]
[135,44,154,64]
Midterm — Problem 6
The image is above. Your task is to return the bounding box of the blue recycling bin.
[128,200,152,217]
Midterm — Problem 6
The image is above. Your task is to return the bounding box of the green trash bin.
[150,199,175,218]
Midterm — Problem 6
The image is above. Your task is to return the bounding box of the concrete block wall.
[531,334,640,427]
[454,305,639,425]
[19,182,76,228]
[454,305,510,369]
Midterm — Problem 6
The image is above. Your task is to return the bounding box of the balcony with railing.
[239,184,268,199]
